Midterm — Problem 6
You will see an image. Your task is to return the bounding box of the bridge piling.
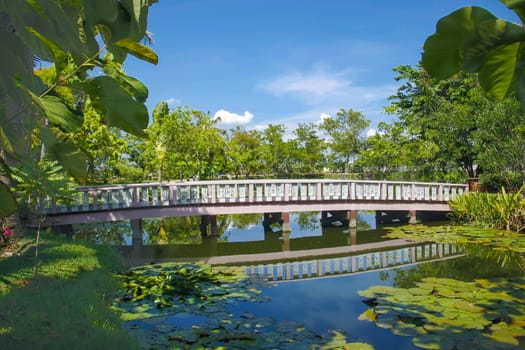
[130,219,143,246]
[409,210,417,224]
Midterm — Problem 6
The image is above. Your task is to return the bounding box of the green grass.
[0,231,139,350]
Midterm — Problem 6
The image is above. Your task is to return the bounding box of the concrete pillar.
[282,230,291,251]
[349,227,357,245]
[281,212,291,232]
[130,219,143,246]
[209,215,218,237]
[200,215,219,237]
[349,210,357,228]
[409,210,417,224]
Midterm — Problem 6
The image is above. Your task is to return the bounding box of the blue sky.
[125,0,520,136]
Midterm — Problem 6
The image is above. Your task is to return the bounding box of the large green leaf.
[41,95,83,131]
[112,38,158,65]
[423,7,525,79]
[0,181,18,217]
[478,42,521,99]
[24,89,83,132]
[85,76,148,137]
[25,26,69,76]
[2,0,91,63]
[39,127,88,181]
[422,7,498,80]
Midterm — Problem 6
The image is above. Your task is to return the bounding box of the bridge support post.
[409,210,417,224]
[282,230,291,251]
[349,227,357,245]
[281,212,291,232]
[130,219,143,246]
[200,215,218,238]
[348,210,357,228]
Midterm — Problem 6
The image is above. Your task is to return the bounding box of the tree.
[422,1,525,109]
[0,0,158,217]
[380,65,485,182]
[226,127,263,178]
[260,124,288,176]
[320,108,370,173]
[291,122,326,174]
[142,103,227,181]
[474,97,525,189]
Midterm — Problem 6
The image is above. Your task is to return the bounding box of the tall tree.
[261,124,288,175]
[474,97,525,189]
[291,122,326,174]
[226,127,263,178]
[383,65,484,181]
[320,108,370,173]
[142,103,226,181]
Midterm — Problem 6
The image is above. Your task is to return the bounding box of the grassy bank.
[0,231,139,350]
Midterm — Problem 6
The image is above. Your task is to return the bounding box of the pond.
[77,211,525,349]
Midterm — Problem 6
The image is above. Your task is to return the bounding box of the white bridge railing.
[39,179,468,215]
[246,242,462,281]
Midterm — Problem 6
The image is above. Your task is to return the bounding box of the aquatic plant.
[358,277,525,349]
[449,187,525,231]
[113,262,373,349]
[384,225,525,254]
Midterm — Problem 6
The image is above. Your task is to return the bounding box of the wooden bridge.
[40,179,468,227]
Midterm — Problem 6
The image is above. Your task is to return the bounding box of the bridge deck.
[40,179,468,226]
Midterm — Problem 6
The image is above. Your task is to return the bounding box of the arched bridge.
[39,179,468,227]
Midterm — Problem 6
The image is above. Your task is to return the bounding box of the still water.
[78,211,525,349]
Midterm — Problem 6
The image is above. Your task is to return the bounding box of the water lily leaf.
[413,333,455,350]
[358,309,377,322]
[343,343,374,350]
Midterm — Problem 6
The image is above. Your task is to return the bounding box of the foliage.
[358,276,525,349]
[320,108,369,173]
[473,97,525,189]
[359,66,484,182]
[140,103,227,181]
[113,262,370,349]
[0,0,158,215]
[0,232,139,349]
[383,224,525,254]
[449,188,525,231]
[226,126,264,178]
[422,1,525,109]
[10,158,75,275]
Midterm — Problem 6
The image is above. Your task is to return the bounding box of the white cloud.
[164,97,181,107]
[214,109,253,125]
[319,112,331,121]
[258,69,350,98]
[366,128,377,138]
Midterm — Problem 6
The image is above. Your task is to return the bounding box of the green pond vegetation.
[113,262,373,349]
[1,224,525,349]
[356,224,525,350]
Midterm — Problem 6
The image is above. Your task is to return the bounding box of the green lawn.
[0,231,139,350]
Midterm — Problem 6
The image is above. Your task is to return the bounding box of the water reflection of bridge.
[120,235,463,282]
[242,242,462,282]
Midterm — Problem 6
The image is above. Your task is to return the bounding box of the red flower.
[3,227,12,236]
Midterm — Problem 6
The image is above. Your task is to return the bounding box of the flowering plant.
[1,225,13,248]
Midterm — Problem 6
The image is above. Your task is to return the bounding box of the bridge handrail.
[246,242,463,282]
[39,179,469,214]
